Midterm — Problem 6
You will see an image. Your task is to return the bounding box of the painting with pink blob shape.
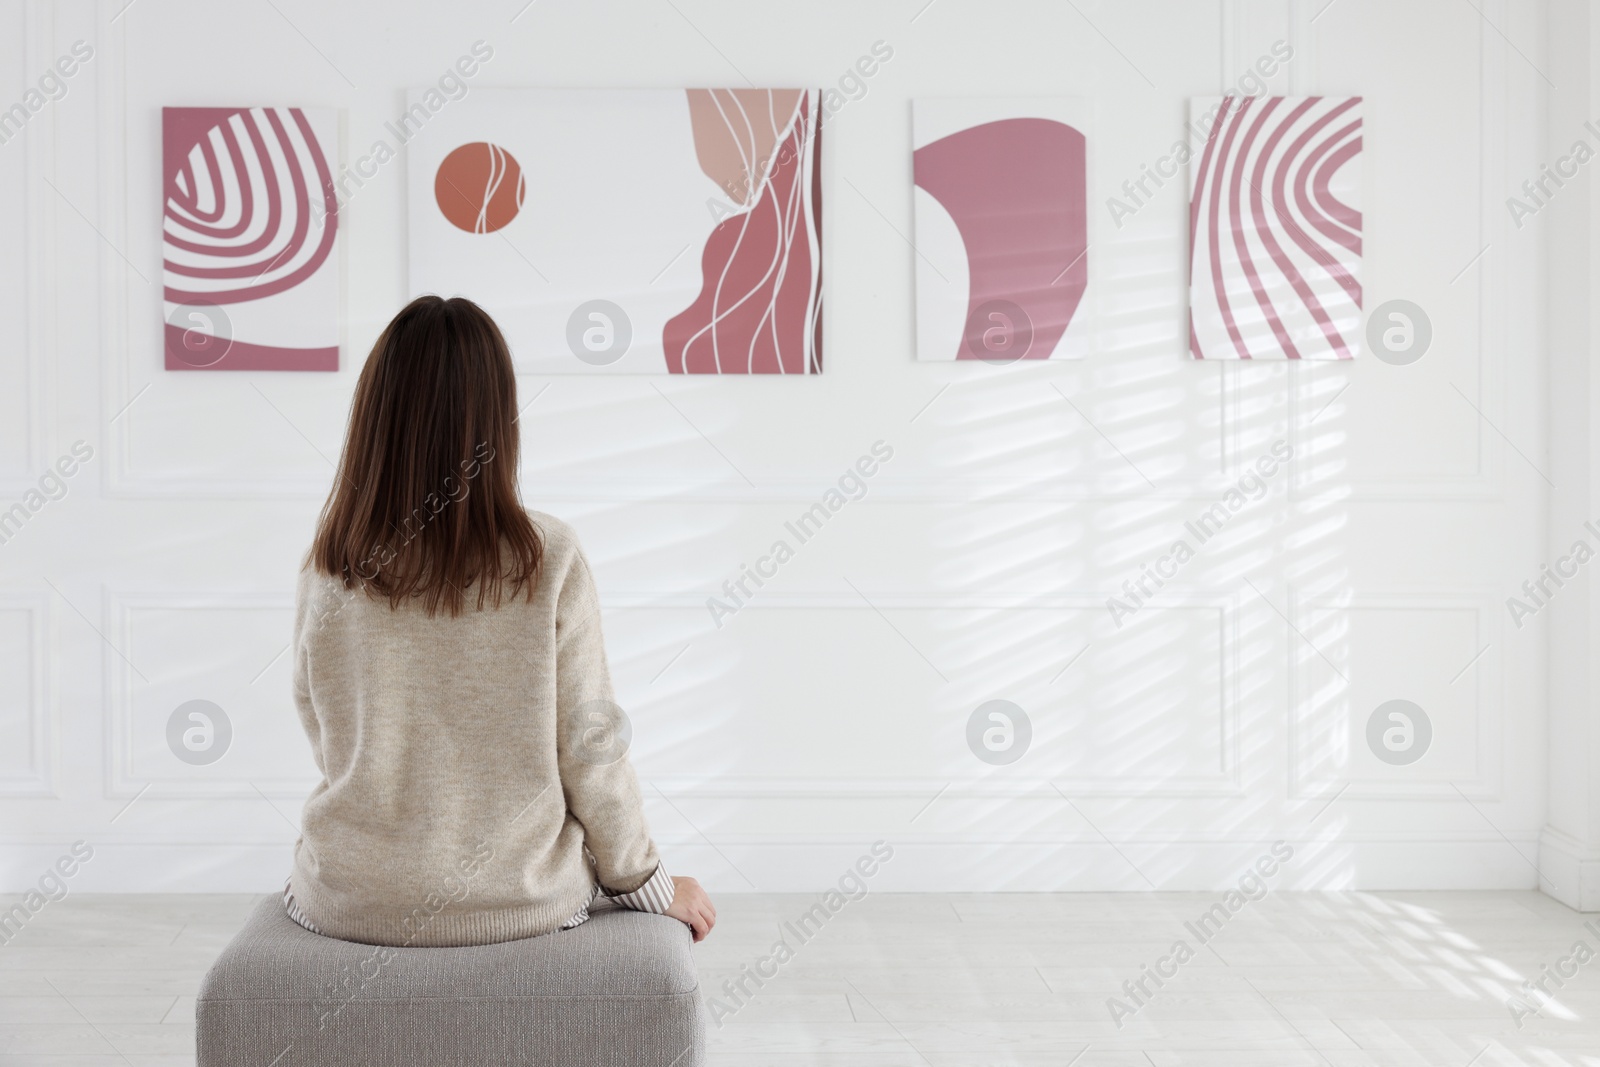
[162,107,341,371]
[912,98,1091,363]
[1188,95,1362,359]
[406,88,823,374]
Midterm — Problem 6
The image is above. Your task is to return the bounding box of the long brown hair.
[309,295,541,616]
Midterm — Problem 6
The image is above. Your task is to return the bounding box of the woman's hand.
[664,875,715,942]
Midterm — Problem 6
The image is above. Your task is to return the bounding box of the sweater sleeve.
[553,547,661,895]
[291,568,325,777]
[605,859,675,913]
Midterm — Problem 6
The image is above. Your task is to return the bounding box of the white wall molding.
[102,588,310,800]
[0,591,55,797]
[610,588,1242,798]
[0,1,57,494]
[1287,588,1503,801]
[1284,0,1507,503]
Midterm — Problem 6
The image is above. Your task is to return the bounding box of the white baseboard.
[0,836,1548,895]
[1539,826,1600,912]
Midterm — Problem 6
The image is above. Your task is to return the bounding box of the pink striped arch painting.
[912,98,1091,362]
[1189,95,1363,360]
[162,107,341,371]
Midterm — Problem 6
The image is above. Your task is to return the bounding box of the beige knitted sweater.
[287,511,660,947]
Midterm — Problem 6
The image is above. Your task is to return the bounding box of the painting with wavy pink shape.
[1188,95,1362,359]
[912,99,1090,362]
[162,107,340,371]
[405,88,820,375]
[665,90,822,373]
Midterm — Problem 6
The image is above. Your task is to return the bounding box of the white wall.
[1540,0,1600,912]
[0,0,1556,893]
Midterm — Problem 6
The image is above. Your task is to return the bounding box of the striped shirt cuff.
[603,861,674,914]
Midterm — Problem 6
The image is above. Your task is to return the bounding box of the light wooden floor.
[1,890,1597,1065]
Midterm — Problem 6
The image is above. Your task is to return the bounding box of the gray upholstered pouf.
[197,896,705,1067]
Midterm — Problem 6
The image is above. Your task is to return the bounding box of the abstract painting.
[162,107,340,371]
[407,88,823,374]
[435,142,526,234]
[1188,95,1363,360]
[912,98,1090,362]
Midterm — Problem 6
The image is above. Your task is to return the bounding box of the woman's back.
[283,296,711,947]
[291,512,657,946]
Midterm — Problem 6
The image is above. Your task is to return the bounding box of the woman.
[283,295,714,947]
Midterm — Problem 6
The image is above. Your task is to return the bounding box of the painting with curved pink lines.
[911,99,1091,362]
[1188,95,1363,360]
[664,90,822,374]
[403,87,821,374]
[162,107,341,371]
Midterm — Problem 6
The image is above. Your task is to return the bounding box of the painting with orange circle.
[406,88,824,374]
[434,142,526,233]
